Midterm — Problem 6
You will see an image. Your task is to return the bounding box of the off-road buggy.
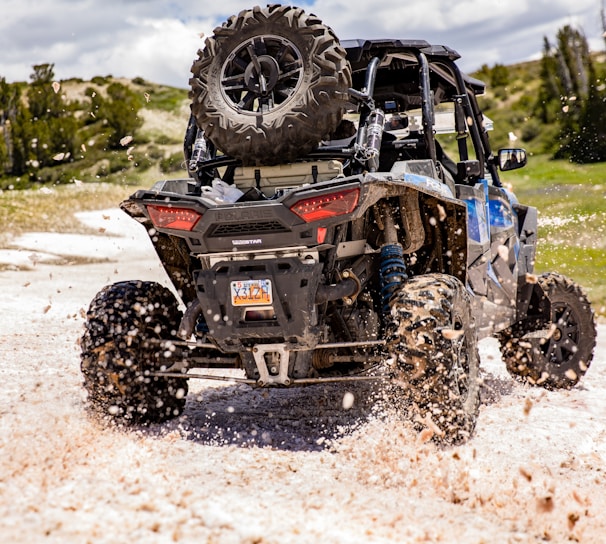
[80,4,597,443]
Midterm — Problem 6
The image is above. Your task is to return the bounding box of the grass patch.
[535,243,606,315]
[504,154,606,317]
[136,83,188,111]
[0,164,182,248]
[0,182,146,247]
[504,153,606,189]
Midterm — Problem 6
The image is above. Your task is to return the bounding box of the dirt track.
[1,212,605,543]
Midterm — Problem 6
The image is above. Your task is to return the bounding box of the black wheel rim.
[221,35,303,114]
[541,301,581,365]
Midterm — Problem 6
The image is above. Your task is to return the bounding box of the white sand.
[0,210,604,543]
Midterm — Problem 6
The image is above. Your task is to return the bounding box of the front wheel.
[386,274,481,444]
[498,273,596,389]
[80,281,188,424]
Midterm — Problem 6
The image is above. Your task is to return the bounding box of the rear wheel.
[189,4,352,165]
[387,274,481,444]
[498,273,596,389]
[80,281,188,423]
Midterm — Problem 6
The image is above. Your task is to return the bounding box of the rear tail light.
[147,205,202,231]
[290,188,359,223]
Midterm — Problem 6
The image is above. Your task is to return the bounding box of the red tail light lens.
[290,188,359,223]
[147,205,202,231]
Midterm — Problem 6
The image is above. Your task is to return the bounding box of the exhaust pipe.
[315,271,361,305]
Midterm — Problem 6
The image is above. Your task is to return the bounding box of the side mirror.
[498,148,527,171]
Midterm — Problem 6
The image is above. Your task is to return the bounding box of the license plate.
[230,279,273,306]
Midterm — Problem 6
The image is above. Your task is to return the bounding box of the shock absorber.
[365,108,385,172]
[379,243,407,315]
[188,129,207,172]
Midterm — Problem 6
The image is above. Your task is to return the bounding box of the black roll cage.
[185,38,501,189]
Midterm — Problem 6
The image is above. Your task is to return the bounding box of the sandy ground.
[0,210,604,543]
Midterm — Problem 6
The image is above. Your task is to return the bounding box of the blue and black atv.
[80,4,596,443]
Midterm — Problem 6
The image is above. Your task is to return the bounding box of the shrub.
[159,152,185,174]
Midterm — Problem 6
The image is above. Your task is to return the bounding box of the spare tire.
[189,4,352,166]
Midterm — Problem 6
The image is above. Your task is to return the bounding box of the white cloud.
[0,0,603,87]
[312,0,602,71]
[67,17,207,86]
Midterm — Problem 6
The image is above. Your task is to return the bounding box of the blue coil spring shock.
[379,243,408,315]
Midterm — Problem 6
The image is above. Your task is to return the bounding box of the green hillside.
[0,60,604,318]
[0,74,190,191]
[502,156,606,318]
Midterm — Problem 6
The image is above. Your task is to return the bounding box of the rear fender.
[360,174,468,282]
[120,196,200,303]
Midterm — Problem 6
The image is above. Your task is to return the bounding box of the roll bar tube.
[413,51,437,163]
[352,56,381,151]
[450,62,497,184]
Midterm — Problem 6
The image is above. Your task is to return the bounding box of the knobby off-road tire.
[387,274,481,444]
[498,273,596,389]
[189,4,352,165]
[80,281,188,424]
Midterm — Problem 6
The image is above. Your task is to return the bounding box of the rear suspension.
[380,243,407,315]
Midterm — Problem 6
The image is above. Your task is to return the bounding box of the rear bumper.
[195,257,323,352]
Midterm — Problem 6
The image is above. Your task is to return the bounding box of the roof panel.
[341,39,461,64]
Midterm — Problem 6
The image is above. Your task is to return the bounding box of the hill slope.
[1,67,604,317]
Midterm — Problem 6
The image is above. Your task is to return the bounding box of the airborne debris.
[536,495,555,513]
[0,196,604,542]
[497,244,509,260]
[342,392,355,410]
[120,135,133,147]
[567,512,580,530]
[519,467,533,482]
[525,273,538,284]
[523,397,533,416]
[441,328,464,340]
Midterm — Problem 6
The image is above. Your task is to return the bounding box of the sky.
[1,0,604,89]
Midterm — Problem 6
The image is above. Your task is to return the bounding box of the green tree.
[28,64,63,119]
[536,26,600,161]
[26,63,78,172]
[84,86,105,126]
[568,65,606,163]
[555,26,589,98]
[0,77,16,174]
[535,37,561,125]
[102,82,143,148]
[9,101,34,176]
[0,78,32,176]
[490,64,510,88]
